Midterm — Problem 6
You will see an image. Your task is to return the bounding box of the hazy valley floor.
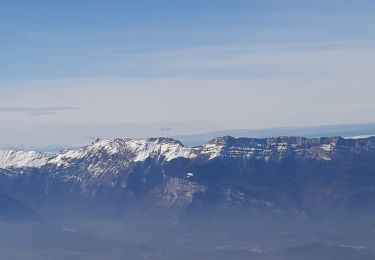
[2,213,375,260]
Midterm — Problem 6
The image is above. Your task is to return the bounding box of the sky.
[1,0,375,148]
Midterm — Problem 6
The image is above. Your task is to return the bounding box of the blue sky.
[1,0,375,147]
[1,0,374,80]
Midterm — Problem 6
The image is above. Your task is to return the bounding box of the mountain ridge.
[2,135,374,170]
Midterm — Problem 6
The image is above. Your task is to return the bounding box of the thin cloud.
[0,106,80,116]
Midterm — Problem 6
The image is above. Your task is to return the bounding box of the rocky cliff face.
[1,136,375,218]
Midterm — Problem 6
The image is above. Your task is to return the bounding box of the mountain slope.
[0,188,39,222]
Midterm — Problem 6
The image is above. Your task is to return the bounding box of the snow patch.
[0,150,49,169]
[345,135,375,139]
[320,144,335,152]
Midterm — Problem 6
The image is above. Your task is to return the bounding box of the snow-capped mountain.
[2,136,368,170]
[0,136,375,218]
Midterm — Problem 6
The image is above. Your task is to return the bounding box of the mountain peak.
[207,136,237,145]
[146,137,183,146]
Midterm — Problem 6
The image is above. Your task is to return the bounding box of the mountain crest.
[1,136,375,171]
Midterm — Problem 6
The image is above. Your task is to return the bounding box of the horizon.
[2,122,375,152]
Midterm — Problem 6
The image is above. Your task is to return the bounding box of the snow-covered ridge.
[1,136,374,170]
[0,137,199,170]
[48,137,200,168]
[0,150,49,169]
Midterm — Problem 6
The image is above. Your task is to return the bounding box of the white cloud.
[0,106,80,116]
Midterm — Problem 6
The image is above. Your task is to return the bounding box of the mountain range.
[1,135,375,221]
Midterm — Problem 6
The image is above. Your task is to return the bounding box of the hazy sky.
[1,0,375,147]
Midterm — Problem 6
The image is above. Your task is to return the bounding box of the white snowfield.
[0,150,49,169]
[0,136,362,170]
